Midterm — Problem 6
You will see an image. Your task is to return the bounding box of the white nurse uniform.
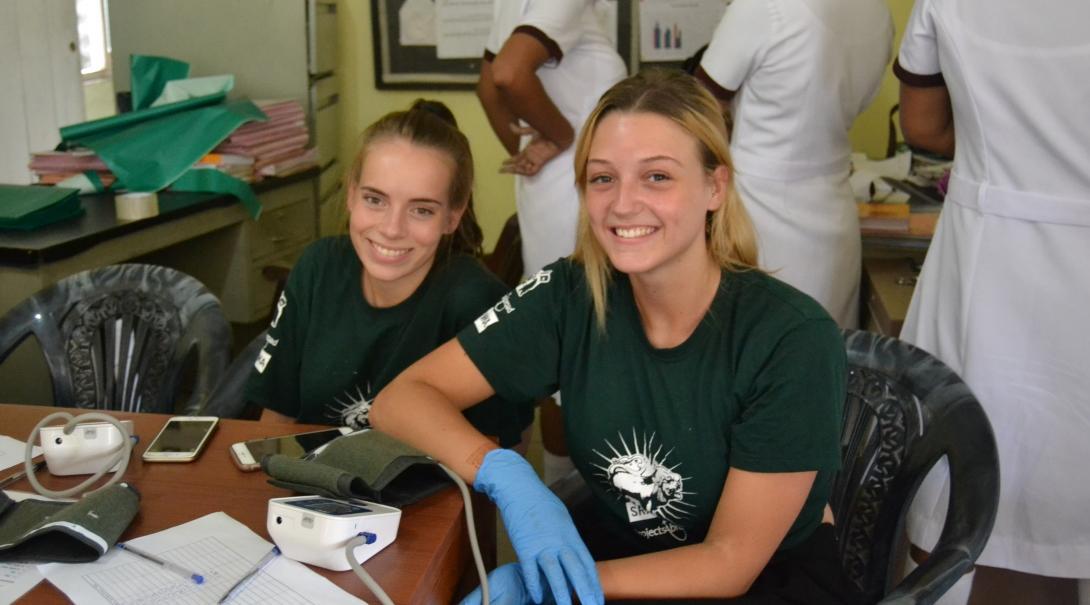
[699,0,892,327]
[896,0,1090,577]
[485,0,626,276]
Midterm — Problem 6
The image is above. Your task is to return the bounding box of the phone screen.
[146,419,217,454]
[243,429,346,460]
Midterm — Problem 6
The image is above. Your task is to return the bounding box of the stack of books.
[29,149,261,187]
[29,151,116,188]
[214,99,317,180]
[857,201,911,233]
[193,153,256,182]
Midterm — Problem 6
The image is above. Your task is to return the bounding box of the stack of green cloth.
[0,185,83,231]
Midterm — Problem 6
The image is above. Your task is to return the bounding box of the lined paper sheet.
[0,560,43,604]
[39,512,367,605]
[0,435,41,473]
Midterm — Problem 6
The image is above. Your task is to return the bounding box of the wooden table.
[1,405,471,605]
[860,257,922,338]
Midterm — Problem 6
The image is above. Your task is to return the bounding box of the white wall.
[0,0,85,184]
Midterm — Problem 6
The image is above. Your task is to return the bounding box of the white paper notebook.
[39,511,368,605]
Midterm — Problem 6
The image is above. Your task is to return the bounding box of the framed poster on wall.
[371,0,635,90]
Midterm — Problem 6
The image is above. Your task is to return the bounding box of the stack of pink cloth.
[29,151,116,187]
[215,99,317,180]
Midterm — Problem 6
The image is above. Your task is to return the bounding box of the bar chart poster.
[639,0,730,62]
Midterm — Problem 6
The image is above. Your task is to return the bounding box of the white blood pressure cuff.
[0,483,140,562]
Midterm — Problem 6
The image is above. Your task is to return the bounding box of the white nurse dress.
[699,0,892,327]
[896,0,1090,577]
[485,0,626,276]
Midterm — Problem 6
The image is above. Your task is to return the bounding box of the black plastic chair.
[483,213,524,289]
[834,329,999,604]
[202,329,267,418]
[0,264,231,414]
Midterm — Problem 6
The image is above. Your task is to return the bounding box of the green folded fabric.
[0,185,84,231]
[262,431,450,508]
[131,54,191,111]
[171,168,262,220]
[0,185,78,220]
[58,94,226,146]
[152,75,235,107]
[80,99,266,195]
[0,483,141,563]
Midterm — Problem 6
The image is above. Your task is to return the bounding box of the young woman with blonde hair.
[372,71,854,604]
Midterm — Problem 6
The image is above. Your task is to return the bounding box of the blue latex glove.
[459,563,551,605]
[474,448,602,605]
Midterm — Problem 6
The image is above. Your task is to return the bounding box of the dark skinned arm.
[477,57,521,156]
[489,31,574,152]
[899,82,956,158]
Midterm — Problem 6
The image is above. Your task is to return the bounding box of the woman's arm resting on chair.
[370,338,500,483]
[598,468,817,600]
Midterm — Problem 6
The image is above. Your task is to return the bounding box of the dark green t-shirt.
[245,236,533,447]
[459,260,844,554]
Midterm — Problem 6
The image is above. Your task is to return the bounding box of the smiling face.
[346,137,465,306]
[583,111,727,282]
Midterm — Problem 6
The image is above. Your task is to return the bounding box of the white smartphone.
[142,416,219,463]
[229,427,352,471]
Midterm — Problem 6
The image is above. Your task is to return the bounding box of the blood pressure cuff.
[262,430,450,508]
[0,483,140,562]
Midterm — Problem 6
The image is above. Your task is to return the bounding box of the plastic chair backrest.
[484,213,524,289]
[833,329,999,605]
[0,264,231,414]
[202,329,267,418]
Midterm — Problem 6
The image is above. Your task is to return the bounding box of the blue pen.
[218,546,280,604]
[117,542,204,585]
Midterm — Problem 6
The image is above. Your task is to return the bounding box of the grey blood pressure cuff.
[0,483,140,562]
[262,430,450,508]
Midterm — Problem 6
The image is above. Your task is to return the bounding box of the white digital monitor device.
[267,496,401,571]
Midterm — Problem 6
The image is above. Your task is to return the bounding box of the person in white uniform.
[696,0,892,328]
[895,0,1090,603]
[478,0,626,276]
[478,0,627,486]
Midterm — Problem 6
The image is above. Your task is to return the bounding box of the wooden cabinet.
[139,179,317,323]
[860,257,922,338]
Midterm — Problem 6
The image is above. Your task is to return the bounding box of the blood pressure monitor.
[267,496,401,571]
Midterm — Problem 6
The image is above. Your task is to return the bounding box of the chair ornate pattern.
[836,362,919,594]
[0,264,231,414]
[833,329,999,605]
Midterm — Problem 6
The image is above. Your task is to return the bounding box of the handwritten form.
[39,512,367,605]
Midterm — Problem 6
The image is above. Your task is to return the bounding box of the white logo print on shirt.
[327,383,373,430]
[474,269,553,333]
[591,429,695,542]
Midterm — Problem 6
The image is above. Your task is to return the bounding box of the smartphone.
[229,427,352,471]
[142,416,219,463]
